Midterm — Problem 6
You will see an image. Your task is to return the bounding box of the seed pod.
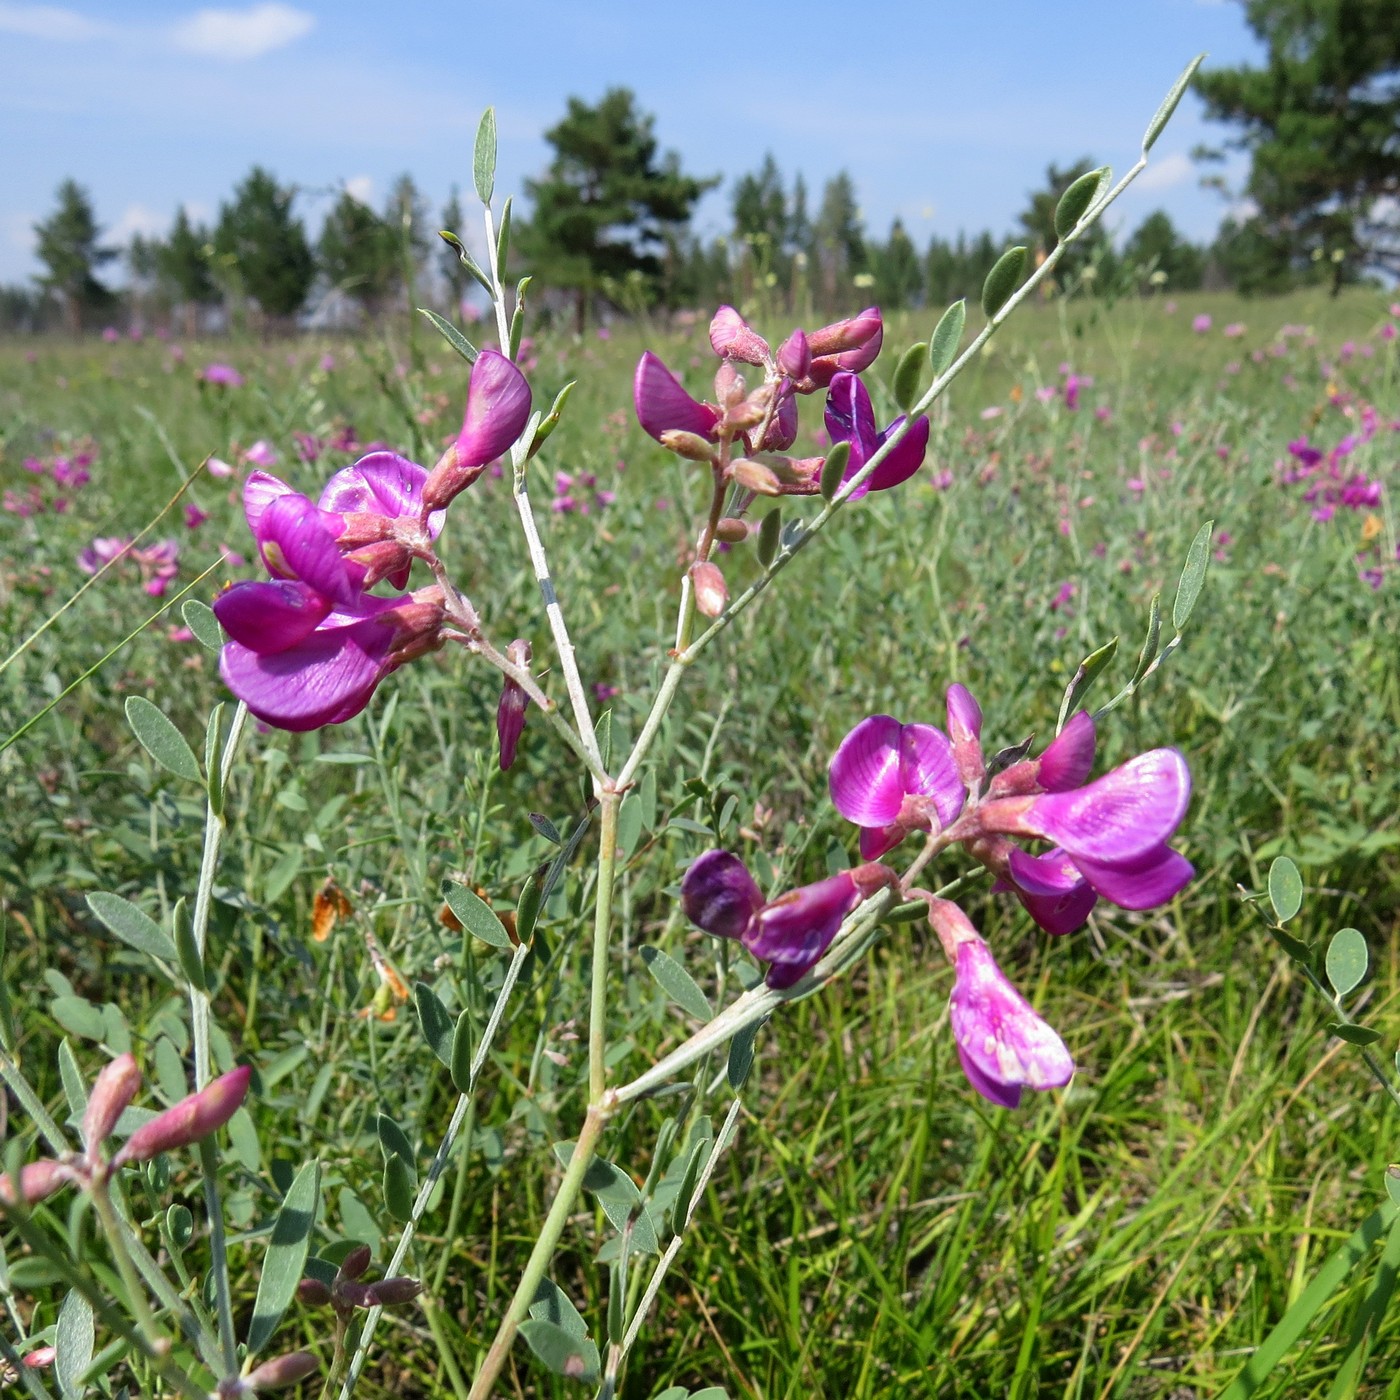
[690,561,728,618]
[714,516,750,543]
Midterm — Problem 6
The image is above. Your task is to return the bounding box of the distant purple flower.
[243,439,278,468]
[78,536,131,575]
[1223,322,1246,338]
[1192,314,1212,334]
[184,503,208,530]
[824,372,929,499]
[681,851,892,988]
[200,363,244,388]
[828,715,965,859]
[102,327,119,343]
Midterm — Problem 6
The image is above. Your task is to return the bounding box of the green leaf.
[55,1289,94,1400]
[981,245,1027,319]
[1131,592,1163,686]
[529,1278,589,1341]
[247,1159,321,1358]
[450,1008,475,1095]
[1056,636,1119,732]
[418,307,478,365]
[1325,927,1368,998]
[58,1039,87,1123]
[757,507,782,566]
[595,710,613,772]
[204,702,228,816]
[519,1319,600,1382]
[338,1188,379,1250]
[927,299,966,376]
[125,696,200,782]
[887,899,928,924]
[413,982,454,1065]
[437,231,492,295]
[51,996,104,1040]
[671,1135,711,1233]
[167,1202,194,1247]
[515,872,543,946]
[552,1142,660,1253]
[617,794,644,860]
[495,195,512,274]
[1171,519,1213,632]
[1386,1167,1400,1208]
[442,882,511,949]
[529,812,563,845]
[1054,166,1110,239]
[172,897,206,992]
[474,106,497,204]
[1268,857,1303,924]
[892,341,927,412]
[819,440,850,503]
[691,1390,731,1400]
[181,598,223,649]
[1143,53,1205,154]
[727,1016,765,1090]
[86,892,178,964]
[641,946,712,1021]
[1328,1022,1382,1046]
[376,1113,415,1170]
[383,1155,415,1222]
[529,380,577,457]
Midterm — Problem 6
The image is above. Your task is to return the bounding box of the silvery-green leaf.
[125,697,200,782]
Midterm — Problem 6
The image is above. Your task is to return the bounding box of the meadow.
[1,283,1398,1399]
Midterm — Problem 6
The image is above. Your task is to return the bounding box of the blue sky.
[0,0,1263,285]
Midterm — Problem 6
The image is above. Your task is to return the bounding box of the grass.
[1,284,1398,1399]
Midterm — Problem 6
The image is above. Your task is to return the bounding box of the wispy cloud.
[344,175,374,205]
[170,3,314,60]
[1136,151,1194,192]
[0,2,108,41]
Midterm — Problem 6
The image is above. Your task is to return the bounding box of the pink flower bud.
[0,1159,71,1207]
[690,561,728,617]
[945,684,985,788]
[365,1276,423,1307]
[421,350,531,510]
[345,540,416,590]
[658,429,719,463]
[497,638,531,771]
[634,352,720,442]
[730,458,782,496]
[297,1278,333,1306]
[244,1352,320,1391]
[82,1053,142,1153]
[337,1243,372,1282]
[113,1064,251,1166]
[23,1347,56,1369]
[804,308,884,387]
[777,328,811,380]
[709,306,770,365]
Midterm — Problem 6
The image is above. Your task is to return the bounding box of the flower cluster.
[4,436,97,516]
[213,350,530,731]
[77,536,181,596]
[682,682,1192,1107]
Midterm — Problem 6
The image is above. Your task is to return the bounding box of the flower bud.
[945,683,986,789]
[334,511,399,549]
[333,1280,374,1310]
[297,1277,333,1307]
[244,1352,320,1391]
[709,306,770,366]
[713,362,746,410]
[0,1159,71,1207]
[365,1275,423,1307]
[113,1064,251,1166]
[659,429,719,463]
[82,1053,142,1153]
[420,441,485,514]
[346,540,416,589]
[497,638,531,771]
[777,328,811,380]
[337,1243,373,1282]
[690,561,728,618]
[730,458,782,496]
[23,1347,56,1369]
[714,517,750,543]
[383,591,447,667]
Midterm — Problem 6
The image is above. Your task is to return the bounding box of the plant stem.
[588,793,621,1104]
[88,1180,164,1349]
[198,1139,239,1376]
[465,1103,610,1400]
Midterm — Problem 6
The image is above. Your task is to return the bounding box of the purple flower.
[824,373,929,499]
[1192,314,1212,334]
[634,351,722,442]
[113,1065,252,1167]
[828,715,966,859]
[929,901,1074,1108]
[200,362,244,388]
[681,851,893,988]
[496,639,531,771]
[421,349,532,510]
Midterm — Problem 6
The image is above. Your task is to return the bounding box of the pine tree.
[214,167,315,327]
[813,172,866,312]
[33,180,116,335]
[318,190,397,317]
[158,208,218,337]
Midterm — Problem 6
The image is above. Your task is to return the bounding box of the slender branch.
[588,793,621,1104]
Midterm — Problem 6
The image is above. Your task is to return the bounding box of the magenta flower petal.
[744,870,861,987]
[825,372,878,468]
[258,495,359,603]
[898,723,965,827]
[1038,711,1096,791]
[956,1043,1023,1108]
[709,305,770,365]
[829,715,906,825]
[457,349,532,467]
[1071,843,1194,910]
[859,822,907,860]
[946,684,982,745]
[244,470,296,537]
[867,414,929,492]
[1006,846,1098,934]
[320,452,446,539]
[948,939,1074,1105]
[681,850,764,941]
[634,352,721,442]
[760,391,799,451]
[1025,748,1191,862]
[214,579,331,653]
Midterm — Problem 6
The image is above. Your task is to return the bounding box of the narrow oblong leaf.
[515,872,543,946]
[530,380,576,457]
[1268,857,1303,924]
[376,1113,415,1170]
[552,1143,660,1253]
[55,1289,94,1400]
[442,882,511,949]
[757,507,782,567]
[819,440,850,502]
[172,897,206,992]
[474,106,497,205]
[892,341,927,412]
[529,1278,589,1342]
[125,696,201,782]
[595,710,613,772]
[413,982,454,1066]
[981,245,1027,319]
[383,1155,415,1222]
[1057,636,1119,733]
[519,1319,599,1382]
[437,230,493,294]
[1328,1022,1382,1047]
[450,1008,474,1094]
[1055,166,1110,239]
[247,1159,321,1358]
[928,299,966,376]
[418,308,478,365]
[87,892,178,964]
[1326,928,1369,998]
[495,195,512,274]
[887,899,929,923]
[204,702,228,816]
[529,812,562,845]
[727,1016,765,1090]
[1172,519,1213,632]
[1131,592,1163,686]
[641,946,712,1021]
[182,598,222,649]
[1143,53,1206,154]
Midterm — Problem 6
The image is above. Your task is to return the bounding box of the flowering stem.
[339,940,532,1400]
[465,1102,611,1400]
[88,1179,164,1350]
[198,1139,239,1376]
[588,792,621,1104]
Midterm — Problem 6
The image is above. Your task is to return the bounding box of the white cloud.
[0,2,107,41]
[1136,151,1193,192]
[170,3,314,61]
[345,175,374,205]
[110,202,167,243]
[3,212,36,254]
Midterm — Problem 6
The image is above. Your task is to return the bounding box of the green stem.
[589,792,621,1105]
[465,1103,610,1400]
[88,1180,164,1349]
[198,1139,239,1376]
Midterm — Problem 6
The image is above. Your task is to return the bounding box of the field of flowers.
[1,283,1398,1398]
